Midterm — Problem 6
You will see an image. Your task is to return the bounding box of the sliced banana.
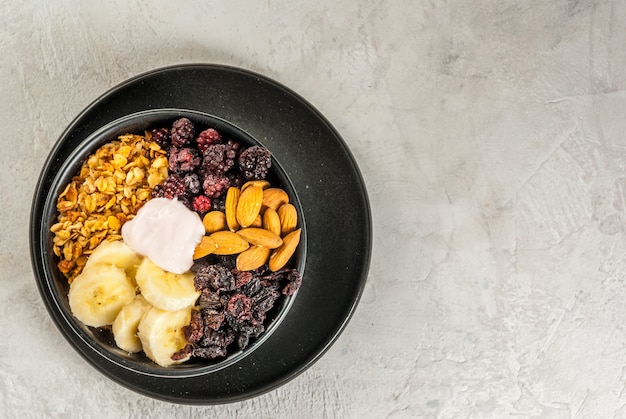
[112,295,152,353]
[135,258,200,311]
[84,239,142,281]
[138,306,192,367]
[68,265,136,328]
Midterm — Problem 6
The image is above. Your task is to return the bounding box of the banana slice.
[68,265,136,327]
[137,306,193,367]
[84,239,142,280]
[135,258,200,311]
[112,295,152,353]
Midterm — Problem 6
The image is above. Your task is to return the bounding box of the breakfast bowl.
[30,64,371,404]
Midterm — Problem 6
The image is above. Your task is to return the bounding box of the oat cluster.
[51,133,168,281]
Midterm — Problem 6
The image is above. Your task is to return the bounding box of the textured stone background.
[2,1,626,417]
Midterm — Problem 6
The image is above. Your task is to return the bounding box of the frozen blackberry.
[160,174,187,200]
[210,195,226,212]
[183,173,202,195]
[192,195,212,213]
[202,144,234,174]
[169,147,201,173]
[150,128,170,149]
[202,173,230,198]
[225,139,242,161]
[227,171,245,189]
[151,184,165,198]
[171,118,195,148]
[196,128,222,152]
[238,146,272,180]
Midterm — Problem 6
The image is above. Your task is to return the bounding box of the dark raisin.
[227,294,253,321]
[195,264,236,292]
[198,288,222,309]
[202,309,225,331]
[171,344,193,361]
[252,286,281,315]
[183,309,204,344]
[235,270,254,288]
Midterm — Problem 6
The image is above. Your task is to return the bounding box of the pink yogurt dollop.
[121,197,205,274]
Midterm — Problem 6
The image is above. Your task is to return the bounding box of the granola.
[51,133,168,282]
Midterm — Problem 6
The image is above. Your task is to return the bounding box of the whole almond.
[202,211,227,234]
[225,187,241,231]
[262,208,281,237]
[261,188,289,212]
[236,245,271,271]
[277,203,298,236]
[269,228,301,271]
[251,214,263,228]
[241,179,270,192]
[237,228,283,249]
[193,236,218,260]
[236,185,263,228]
[209,230,250,255]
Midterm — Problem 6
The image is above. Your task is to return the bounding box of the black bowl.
[30,64,371,404]
[36,108,307,377]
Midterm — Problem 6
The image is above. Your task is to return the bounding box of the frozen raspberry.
[192,195,212,213]
[183,173,202,196]
[169,147,201,173]
[171,118,195,148]
[196,128,222,152]
[160,174,187,200]
[150,128,170,149]
[202,173,230,198]
[238,146,272,180]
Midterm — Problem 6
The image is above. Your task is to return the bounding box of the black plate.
[30,64,372,404]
